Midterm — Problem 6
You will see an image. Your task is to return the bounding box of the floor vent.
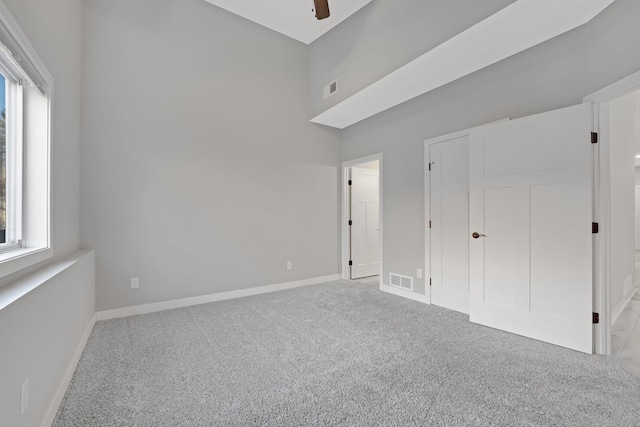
[390,273,413,291]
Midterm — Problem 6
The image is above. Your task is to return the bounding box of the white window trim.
[0,73,24,254]
[0,0,53,279]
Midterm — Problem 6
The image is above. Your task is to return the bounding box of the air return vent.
[323,79,338,100]
[389,273,413,291]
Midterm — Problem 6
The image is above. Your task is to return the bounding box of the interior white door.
[351,167,380,279]
[430,137,470,314]
[469,103,593,353]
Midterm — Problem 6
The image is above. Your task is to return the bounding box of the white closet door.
[351,167,380,279]
[430,136,470,314]
[469,103,593,353]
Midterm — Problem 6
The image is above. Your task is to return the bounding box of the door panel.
[430,137,470,314]
[368,202,380,265]
[530,184,568,318]
[441,193,468,294]
[469,103,593,353]
[351,167,380,279]
[483,187,516,309]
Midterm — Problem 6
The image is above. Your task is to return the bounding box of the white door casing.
[351,167,380,279]
[635,187,640,250]
[469,103,593,353]
[430,137,470,314]
[584,70,640,355]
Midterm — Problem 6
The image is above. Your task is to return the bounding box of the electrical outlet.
[417,269,423,279]
[131,277,139,289]
[21,378,29,415]
[286,261,293,270]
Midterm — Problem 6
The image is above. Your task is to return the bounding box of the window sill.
[0,246,52,280]
[0,249,89,312]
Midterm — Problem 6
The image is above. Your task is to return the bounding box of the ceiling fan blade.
[314,0,330,20]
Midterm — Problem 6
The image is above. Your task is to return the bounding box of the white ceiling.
[203,0,373,44]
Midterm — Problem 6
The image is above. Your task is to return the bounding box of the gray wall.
[308,0,515,118]
[338,0,640,295]
[0,251,95,427]
[81,0,341,312]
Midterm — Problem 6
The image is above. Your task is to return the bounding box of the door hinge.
[593,312,600,324]
[592,222,599,234]
[429,278,432,286]
[428,163,431,171]
[348,180,352,186]
[349,260,353,266]
[429,220,432,229]
[591,132,598,144]
[348,220,352,226]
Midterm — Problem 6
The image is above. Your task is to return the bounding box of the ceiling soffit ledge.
[310,0,617,129]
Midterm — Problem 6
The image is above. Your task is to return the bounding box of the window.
[0,2,53,278]
[0,69,22,252]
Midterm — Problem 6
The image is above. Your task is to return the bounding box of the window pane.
[0,74,5,244]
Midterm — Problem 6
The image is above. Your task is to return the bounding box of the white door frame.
[635,185,640,251]
[584,69,640,355]
[341,153,383,287]
[424,120,509,307]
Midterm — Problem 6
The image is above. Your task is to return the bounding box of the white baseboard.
[612,287,639,326]
[42,313,96,427]
[380,284,429,304]
[97,274,341,321]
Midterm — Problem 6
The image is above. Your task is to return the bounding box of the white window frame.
[0,71,24,254]
[0,0,52,278]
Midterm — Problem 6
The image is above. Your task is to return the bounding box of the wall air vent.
[390,273,413,291]
[323,79,338,100]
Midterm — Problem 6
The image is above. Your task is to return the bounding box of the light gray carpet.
[54,280,640,426]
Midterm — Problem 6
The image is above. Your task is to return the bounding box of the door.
[469,103,593,353]
[351,166,380,279]
[430,136,470,314]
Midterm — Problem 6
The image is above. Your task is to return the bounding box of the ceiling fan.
[313,0,330,20]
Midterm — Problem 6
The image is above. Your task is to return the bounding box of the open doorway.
[341,154,382,283]
[603,90,640,366]
[585,72,640,356]
[608,91,640,323]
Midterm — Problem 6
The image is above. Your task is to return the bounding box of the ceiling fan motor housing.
[314,0,330,20]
